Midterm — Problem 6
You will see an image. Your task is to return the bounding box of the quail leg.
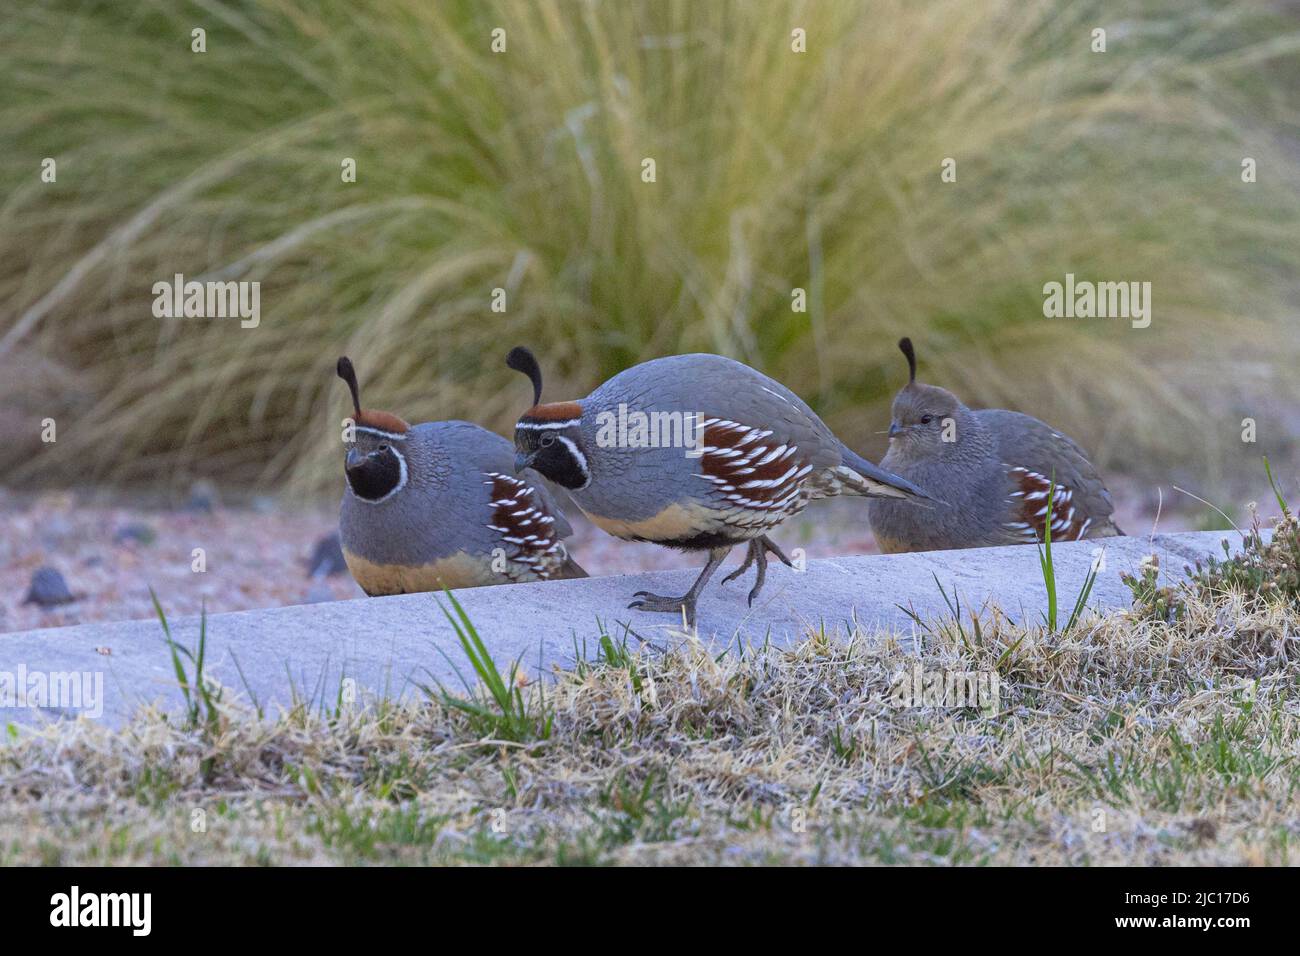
[629,546,731,628]
[721,535,794,606]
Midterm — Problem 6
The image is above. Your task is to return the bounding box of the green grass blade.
[150,587,194,720]
[1263,456,1291,517]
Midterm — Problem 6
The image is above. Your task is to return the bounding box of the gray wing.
[523,474,575,538]
[433,421,575,539]
[978,409,1118,535]
[590,354,845,466]
[573,354,894,524]
[594,353,929,497]
[427,421,580,575]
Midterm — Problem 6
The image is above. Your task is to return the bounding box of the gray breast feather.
[976,409,1115,521]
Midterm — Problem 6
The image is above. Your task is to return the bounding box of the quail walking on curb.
[335,357,586,596]
[506,347,932,627]
[868,338,1123,553]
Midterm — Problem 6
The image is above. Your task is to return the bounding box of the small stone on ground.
[23,566,74,607]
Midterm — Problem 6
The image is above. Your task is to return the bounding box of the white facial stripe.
[350,445,408,504]
[354,425,409,441]
[556,435,591,488]
[516,419,581,431]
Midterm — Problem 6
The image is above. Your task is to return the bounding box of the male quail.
[868,338,1123,553]
[506,347,932,626]
[335,356,586,595]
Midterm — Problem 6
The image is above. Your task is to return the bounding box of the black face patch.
[346,446,404,501]
[515,425,589,490]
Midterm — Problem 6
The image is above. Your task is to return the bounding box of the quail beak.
[888,421,904,439]
[514,451,536,474]
[345,448,364,470]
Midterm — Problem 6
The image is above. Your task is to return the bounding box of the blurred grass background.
[1,0,1297,499]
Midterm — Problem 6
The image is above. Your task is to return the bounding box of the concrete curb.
[0,530,1241,727]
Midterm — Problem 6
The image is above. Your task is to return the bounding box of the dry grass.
[3,557,1297,865]
[1,0,1298,493]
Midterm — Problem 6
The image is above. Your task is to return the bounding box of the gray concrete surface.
[0,530,1242,727]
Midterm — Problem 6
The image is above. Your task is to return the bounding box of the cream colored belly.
[584,501,771,542]
[872,534,913,555]
[343,548,504,596]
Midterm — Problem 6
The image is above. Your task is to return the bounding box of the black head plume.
[898,338,917,385]
[337,356,362,416]
[506,346,543,406]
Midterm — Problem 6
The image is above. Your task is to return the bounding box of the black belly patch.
[635,530,752,551]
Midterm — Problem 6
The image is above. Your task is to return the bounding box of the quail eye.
[540,433,556,448]
[920,415,933,425]
[378,443,390,453]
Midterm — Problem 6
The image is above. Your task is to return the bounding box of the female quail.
[868,338,1124,553]
[335,357,586,595]
[506,347,932,626]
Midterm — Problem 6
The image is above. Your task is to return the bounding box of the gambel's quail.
[868,338,1123,553]
[335,357,586,595]
[506,347,932,626]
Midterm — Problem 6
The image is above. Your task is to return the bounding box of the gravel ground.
[0,480,1188,634]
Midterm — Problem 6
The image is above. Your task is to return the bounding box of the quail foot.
[506,347,933,627]
[868,338,1123,553]
[335,357,585,595]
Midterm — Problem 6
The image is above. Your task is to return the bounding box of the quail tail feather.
[838,444,935,502]
[1086,518,1125,538]
[554,552,589,579]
